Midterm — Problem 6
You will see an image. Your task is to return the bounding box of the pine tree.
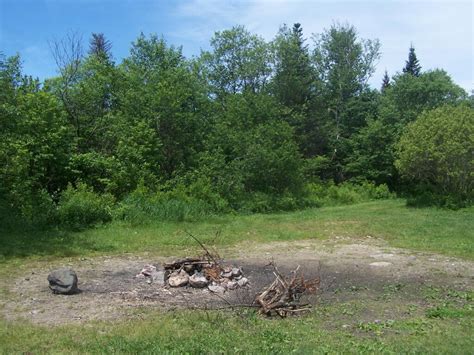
[403,45,421,76]
[89,33,112,58]
[381,70,391,91]
[272,23,314,109]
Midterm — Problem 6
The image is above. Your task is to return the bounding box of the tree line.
[1,23,472,229]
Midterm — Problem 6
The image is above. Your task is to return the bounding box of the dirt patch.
[2,238,473,326]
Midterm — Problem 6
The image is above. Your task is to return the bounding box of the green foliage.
[426,304,472,319]
[381,70,467,126]
[381,70,391,91]
[241,121,304,194]
[344,118,397,185]
[302,155,333,180]
[198,114,304,209]
[0,64,73,224]
[311,24,381,179]
[306,181,394,206]
[345,69,467,187]
[396,104,473,206]
[313,23,380,106]
[403,45,422,77]
[120,34,208,178]
[203,25,271,96]
[57,183,115,230]
[115,178,227,224]
[1,25,470,230]
[272,23,314,110]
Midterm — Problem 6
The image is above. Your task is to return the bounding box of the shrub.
[396,104,474,207]
[57,183,114,230]
[115,179,225,225]
[306,181,394,206]
[20,189,58,227]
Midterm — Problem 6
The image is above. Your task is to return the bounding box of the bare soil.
[2,236,473,326]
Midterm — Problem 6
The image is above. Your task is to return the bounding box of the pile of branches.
[164,231,221,273]
[162,232,248,290]
[255,264,319,317]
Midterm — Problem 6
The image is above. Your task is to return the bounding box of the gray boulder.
[231,267,242,278]
[189,272,208,288]
[168,270,189,287]
[237,277,249,287]
[208,284,226,293]
[47,268,79,294]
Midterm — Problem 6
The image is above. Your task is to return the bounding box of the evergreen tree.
[272,23,314,109]
[402,45,421,76]
[381,70,391,91]
[89,33,112,58]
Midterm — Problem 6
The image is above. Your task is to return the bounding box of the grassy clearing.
[1,289,473,354]
[1,199,473,353]
[1,199,473,261]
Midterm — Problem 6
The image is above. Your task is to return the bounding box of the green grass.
[1,199,473,353]
[1,304,472,354]
[1,199,473,261]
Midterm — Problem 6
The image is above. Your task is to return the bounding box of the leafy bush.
[405,183,471,209]
[57,183,115,230]
[19,189,58,227]
[239,191,311,213]
[115,179,226,224]
[396,104,473,207]
[306,181,394,206]
[0,188,57,230]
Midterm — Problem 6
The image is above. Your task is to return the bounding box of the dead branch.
[184,230,220,265]
[49,31,84,137]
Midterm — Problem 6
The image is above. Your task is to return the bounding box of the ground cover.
[0,200,473,353]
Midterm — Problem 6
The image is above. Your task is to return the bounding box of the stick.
[184,231,219,265]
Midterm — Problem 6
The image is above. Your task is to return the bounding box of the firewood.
[255,263,319,317]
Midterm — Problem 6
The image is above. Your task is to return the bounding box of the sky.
[0,0,472,92]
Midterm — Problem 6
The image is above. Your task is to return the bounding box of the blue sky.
[1,0,472,91]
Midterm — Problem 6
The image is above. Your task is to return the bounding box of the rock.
[220,266,233,279]
[189,272,208,288]
[226,281,238,290]
[369,262,392,267]
[231,267,242,278]
[47,268,79,295]
[221,270,233,279]
[237,277,248,287]
[151,270,165,285]
[168,270,189,287]
[139,264,156,276]
[208,284,226,293]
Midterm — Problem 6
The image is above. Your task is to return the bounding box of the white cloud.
[174,0,473,91]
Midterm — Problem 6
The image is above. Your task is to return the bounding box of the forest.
[1,23,473,231]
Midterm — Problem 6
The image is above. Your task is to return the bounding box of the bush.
[115,179,226,225]
[20,189,58,227]
[306,181,394,206]
[405,183,471,209]
[396,104,474,207]
[239,191,311,213]
[57,183,115,230]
